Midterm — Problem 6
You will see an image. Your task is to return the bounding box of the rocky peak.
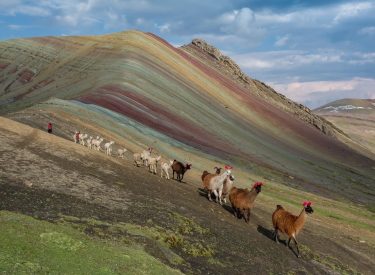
[182,39,344,138]
[190,39,249,83]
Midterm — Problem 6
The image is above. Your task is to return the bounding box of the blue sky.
[1,0,374,108]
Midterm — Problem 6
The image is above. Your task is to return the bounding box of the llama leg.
[166,171,169,180]
[287,237,292,248]
[274,229,279,243]
[218,189,223,205]
[243,209,248,223]
[208,191,213,201]
[246,209,251,223]
[231,205,237,217]
[236,208,242,219]
[292,236,300,258]
[213,190,219,203]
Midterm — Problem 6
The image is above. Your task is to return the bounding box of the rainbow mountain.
[0,30,374,204]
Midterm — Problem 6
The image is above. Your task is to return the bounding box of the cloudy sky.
[1,0,374,108]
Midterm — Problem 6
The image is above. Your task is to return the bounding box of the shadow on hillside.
[221,203,237,217]
[172,178,188,184]
[197,188,245,220]
[197,188,229,204]
[197,188,207,198]
[257,225,287,245]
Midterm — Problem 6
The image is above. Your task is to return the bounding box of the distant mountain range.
[315,98,375,155]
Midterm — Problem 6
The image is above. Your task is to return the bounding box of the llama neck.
[218,171,229,183]
[295,208,307,232]
[247,188,259,202]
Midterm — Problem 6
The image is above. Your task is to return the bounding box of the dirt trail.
[0,117,374,274]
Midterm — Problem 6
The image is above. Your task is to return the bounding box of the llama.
[87,136,93,149]
[205,165,232,204]
[161,160,174,179]
[104,141,114,156]
[117,148,127,158]
[272,201,314,258]
[79,133,88,146]
[171,160,192,182]
[229,182,263,223]
[221,174,235,204]
[201,166,222,182]
[93,137,104,151]
[148,156,161,174]
[141,147,153,166]
[133,153,142,167]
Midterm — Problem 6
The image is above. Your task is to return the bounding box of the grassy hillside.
[0,211,181,274]
[0,117,374,274]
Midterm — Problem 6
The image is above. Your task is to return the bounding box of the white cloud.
[216,7,265,43]
[156,23,171,33]
[275,35,289,47]
[232,50,343,71]
[8,24,24,30]
[359,26,375,36]
[333,2,373,24]
[7,4,51,16]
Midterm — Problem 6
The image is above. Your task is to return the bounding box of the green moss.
[57,212,215,262]
[0,211,182,274]
[299,245,360,274]
[170,212,210,235]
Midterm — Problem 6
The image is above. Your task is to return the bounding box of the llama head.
[225,174,235,184]
[303,201,314,214]
[186,163,192,170]
[214,167,222,174]
[224,165,233,174]
[252,182,264,193]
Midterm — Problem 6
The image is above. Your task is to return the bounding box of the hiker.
[47,122,53,134]
[75,131,80,143]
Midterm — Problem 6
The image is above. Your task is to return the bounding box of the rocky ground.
[0,117,374,274]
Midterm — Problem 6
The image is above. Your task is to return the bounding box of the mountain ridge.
[180,38,343,138]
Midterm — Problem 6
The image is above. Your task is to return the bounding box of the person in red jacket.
[75,131,80,143]
[47,122,53,133]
